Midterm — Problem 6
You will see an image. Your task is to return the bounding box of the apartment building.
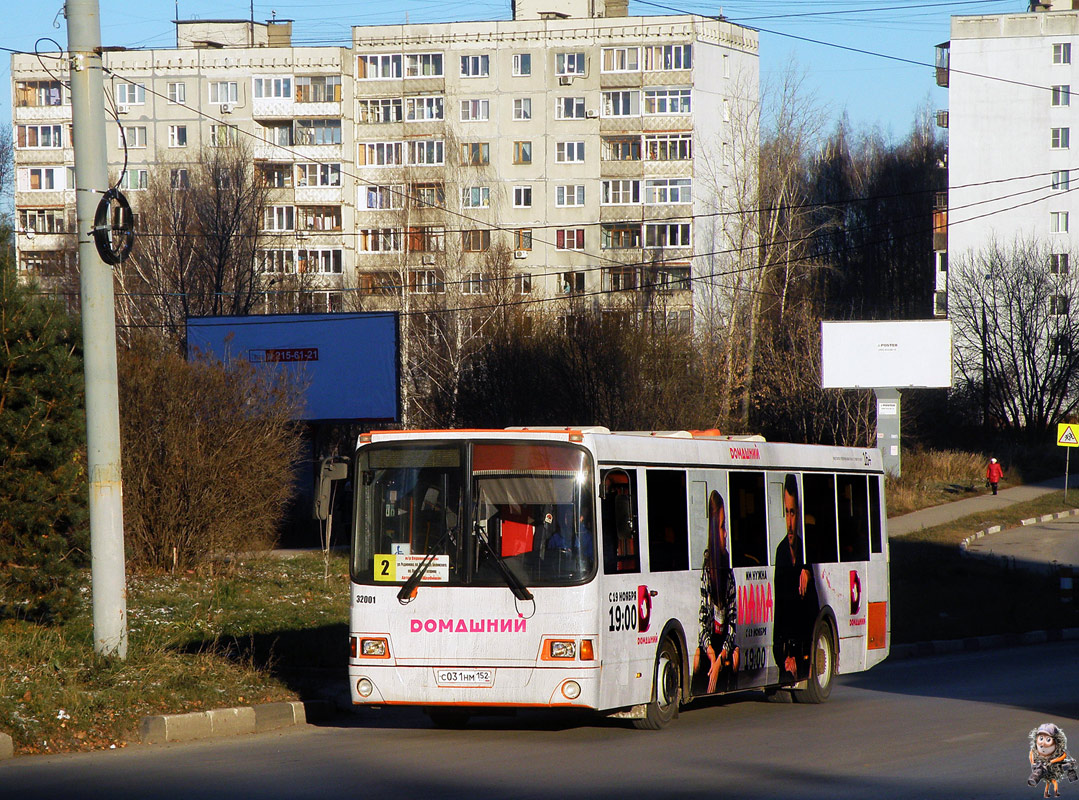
[940,1,1079,311]
[11,0,758,327]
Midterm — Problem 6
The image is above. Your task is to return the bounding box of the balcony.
[935,42,950,88]
[935,110,948,129]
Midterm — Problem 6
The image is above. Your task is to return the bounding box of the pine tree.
[0,225,88,621]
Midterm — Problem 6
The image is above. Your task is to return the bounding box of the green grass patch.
[0,553,348,756]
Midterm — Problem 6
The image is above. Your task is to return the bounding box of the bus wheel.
[633,637,681,730]
[794,620,835,704]
[426,708,471,728]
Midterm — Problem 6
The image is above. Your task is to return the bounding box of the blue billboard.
[186,313,399,422]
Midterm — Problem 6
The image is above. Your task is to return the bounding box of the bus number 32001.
[608,603,638,632]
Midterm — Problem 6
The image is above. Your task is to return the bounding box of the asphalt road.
[965,517,1079,571]
[3,641,1078,800]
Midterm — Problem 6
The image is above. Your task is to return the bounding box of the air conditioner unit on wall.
[220,103,233,114]
[559,75,573,86]
[116,104,129,115]
[514,250,528,259]
[422,254,436,265]
[585,110,598,119]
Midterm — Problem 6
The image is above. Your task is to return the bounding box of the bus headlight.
[561,681,581,700]
[357,678,374,698]
[549,640,576,659]
[361,638,388,657]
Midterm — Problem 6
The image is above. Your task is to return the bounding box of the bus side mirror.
[313,457,349,520]
[614,493,634,539]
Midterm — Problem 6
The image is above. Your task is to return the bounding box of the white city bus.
[334,427,890,728]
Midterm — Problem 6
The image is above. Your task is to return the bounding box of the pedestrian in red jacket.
[986,457,1004,495]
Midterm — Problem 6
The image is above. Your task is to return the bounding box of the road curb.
[139,700,329,746]
[959,507,1079,551]
[890,627,1079,660]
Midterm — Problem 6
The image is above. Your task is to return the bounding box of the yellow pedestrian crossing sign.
[1058,423,1079,447]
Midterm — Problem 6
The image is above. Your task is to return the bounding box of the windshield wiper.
[396,550,437,602]
[475,523,534,602]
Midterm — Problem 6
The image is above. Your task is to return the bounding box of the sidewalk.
[888,475,1077,537]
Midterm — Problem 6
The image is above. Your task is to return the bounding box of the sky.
[1,0,1021,142]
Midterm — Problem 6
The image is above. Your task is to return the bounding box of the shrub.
[118,336,302,571]
[0,268,88,621]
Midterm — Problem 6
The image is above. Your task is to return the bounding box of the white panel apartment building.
[946,2,1079,279]
[11,0,758,325]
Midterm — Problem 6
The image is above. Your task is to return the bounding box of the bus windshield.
[351,441,596,588]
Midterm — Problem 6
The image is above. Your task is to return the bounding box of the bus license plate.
[435,668,494,687]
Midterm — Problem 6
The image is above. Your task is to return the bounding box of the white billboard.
[821,320,952,389]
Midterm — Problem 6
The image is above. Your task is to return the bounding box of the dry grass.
[886,448,1002,516]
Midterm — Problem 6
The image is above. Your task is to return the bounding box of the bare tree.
[950,237,1079,439]
[116,141,270,347]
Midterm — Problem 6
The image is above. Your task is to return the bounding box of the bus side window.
[837,474,870,562]
[868,476,883,553]
[602,469,639,574]
[803,473,839,564]
[646,469,689,572]
[729,471,767,568]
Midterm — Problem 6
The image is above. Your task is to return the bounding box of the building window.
[1051,294,1070,315]
[168,125,187,148]
[16,125,63,149]
[513,98,532,120]
[513,185,532,208]
[410,270,445,294]
[210,125,238,147]
[16,80,65,107]
[253,77,291,99]
[406,52,444,77]
[406,95,444,121]
[460,99,490,122]
[643,44,692,71]
[298,205,342,231]
[296,162,341,187]
[170,168,189,189]
[555,97,587,119]
[555,185,586,207]
[560,272,585,293]
[19,208,67,234]
[645,178,692,204]
[514,229,532,251]
[407,226,445,253]
[409,139,445,165]
[258,163,291,187]
[412,182,446,208]
[556,52,586,76]
[602,91,640,117]
[261,250,294,274]
[605,267,639,292]
[1055,43,1072,64]
[556,141,585,163]
[359,229,404,253]
[295,119,342,145]
[1052,211,1070,233]
[645,133,692,160]
[515,273,532,294]
[461,142,490,166]
[645,222,691,248]
[262,122,293,146]
[513,53,532,76]
[118,126,147,148]
[602,46,640,72]
[209,81,238,104]
[1052,127,1071,149]
[116,82,145,106]
[461,186,491,208]
[601,223,642,249]
[362,184,404,210]
[359,141,404,166]
[513,141,532,164]
[644,87,692,115]
[359,54,402,79]
[359,98,404,123]
[602,180,641,205]
[1051,253,1070,274]
[556,228,585,250]
[602,136,641,161]
[463,272,488,295]
[298,249,343,274]
[118,169,148,191]
[264,206,295,231]
[461,229,491,252]
[1053,85,1072,107]
[1053,170,1071,191]
[460,54,490,77]
[656,265,691,292]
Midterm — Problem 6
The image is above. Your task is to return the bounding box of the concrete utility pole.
[66,0,128,659]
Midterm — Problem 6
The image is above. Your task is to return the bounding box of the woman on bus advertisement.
[693,490,740,694]
[773,474,820,683]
